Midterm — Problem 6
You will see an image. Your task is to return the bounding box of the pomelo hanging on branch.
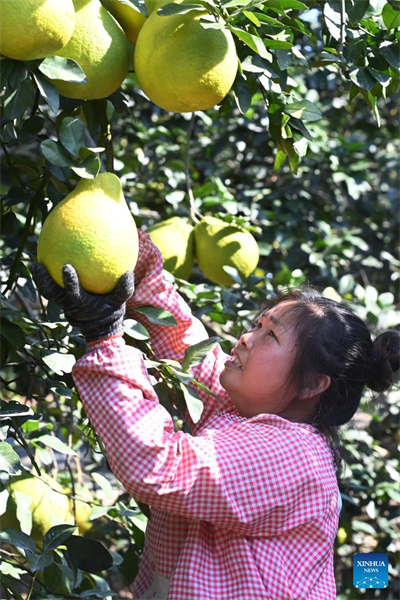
[2,473,74,545]
[51,0,131,100]
[37,173,139,295]
[194,216,259,287]
[148,217,194,280]
[101,0,156,43]
[134,0,238,113]
[0,0,76,61]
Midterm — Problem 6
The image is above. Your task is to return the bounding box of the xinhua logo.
[353,553,388,589]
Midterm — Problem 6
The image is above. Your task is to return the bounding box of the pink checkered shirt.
[73,231,340,600]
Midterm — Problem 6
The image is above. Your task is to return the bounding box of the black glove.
[31,263,135,343]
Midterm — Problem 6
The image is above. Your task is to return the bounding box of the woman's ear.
[300,374,331,400]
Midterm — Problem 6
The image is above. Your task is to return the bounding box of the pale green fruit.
[0,0,75,61]
[53,0,131,100]
[37,173,139,295]
[101,0,147,43]
[194,216,259,286]
[148,217,194,280]
[134,0,238,113]
[2,473,73,545]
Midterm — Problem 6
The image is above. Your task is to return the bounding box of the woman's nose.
[237,332,254,349]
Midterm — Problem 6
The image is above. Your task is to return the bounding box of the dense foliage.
[1,0,399,598]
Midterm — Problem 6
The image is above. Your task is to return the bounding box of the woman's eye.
[268,330,277,340]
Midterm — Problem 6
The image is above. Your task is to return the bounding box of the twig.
[184,113,202,224]
[339,0,346,57]
[3,175,48,296]
[12,425,42,476]
[92,99,114,172]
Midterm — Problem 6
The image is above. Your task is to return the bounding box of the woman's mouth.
[227,354,242,369]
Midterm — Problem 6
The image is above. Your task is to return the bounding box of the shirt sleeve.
[73,337,335,538]
[126,230,229,406]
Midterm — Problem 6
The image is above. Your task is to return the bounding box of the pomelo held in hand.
[194,216,259,286]
[134,0,238,113]
[37,173,139,295]
[0,0,76,61]
[148,217,194,280]
[52,0,131,100]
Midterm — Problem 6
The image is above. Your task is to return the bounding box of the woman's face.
[220,301,301,418]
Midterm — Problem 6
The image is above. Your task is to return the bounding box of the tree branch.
[185,113,202,224]
[92,99,114,173]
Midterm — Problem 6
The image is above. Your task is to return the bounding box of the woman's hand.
[31,263,134,343]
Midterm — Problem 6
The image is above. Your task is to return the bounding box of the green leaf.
[231,77,252,114]
[65,535,113,573]
[91,472,114,503]
[157,3,205,15]
[276,48,292,70]
[0,488,9,515]
[0,400,34,422]
[263,38,292,49]
[382,2,400,29]
[0,442,22,475]
[42,351,76,374]
[123,319,150,340]
[284,99,322,121]
[14,490,33,535]
[0,529,36,553]
[323,1,342,41]
[273,148,287,171]
[36,434,77,456]
[32,72,60,114]
[71,154,101,179]
[59,117,85,157]
[0,319,26,348]
[134,306,177,327]
[43,524,78,552]
[39,56,87,83]
[3,79,36,120]
[379,42,400,69]
[346,0,369,23]
[182,337,220,372]
[348,66,376,91]
[178,382,204,423]
[26,552,54,572]
[368,68,391,87]
[228,26,272,61]
[40,139,73,168]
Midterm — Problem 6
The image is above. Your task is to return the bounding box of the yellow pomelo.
[0,0,75,61]
[52,0,131,100]
[101,0,148,43]
[68,485,93,535]
[134,0,238,113]
[194,216,259,287]
[148,217,194,280]
[37,172,139,294]
[2,473,73,545]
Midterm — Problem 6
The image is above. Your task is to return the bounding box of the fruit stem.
[185,113,202,224]
[92,99,114,173]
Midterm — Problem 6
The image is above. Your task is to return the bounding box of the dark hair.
[247,286,400,429]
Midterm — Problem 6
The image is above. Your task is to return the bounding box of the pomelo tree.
[1,0,399,598]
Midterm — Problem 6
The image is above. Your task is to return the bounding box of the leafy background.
[1,0,399,598]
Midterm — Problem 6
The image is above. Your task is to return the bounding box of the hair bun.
[367,330,400,392]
